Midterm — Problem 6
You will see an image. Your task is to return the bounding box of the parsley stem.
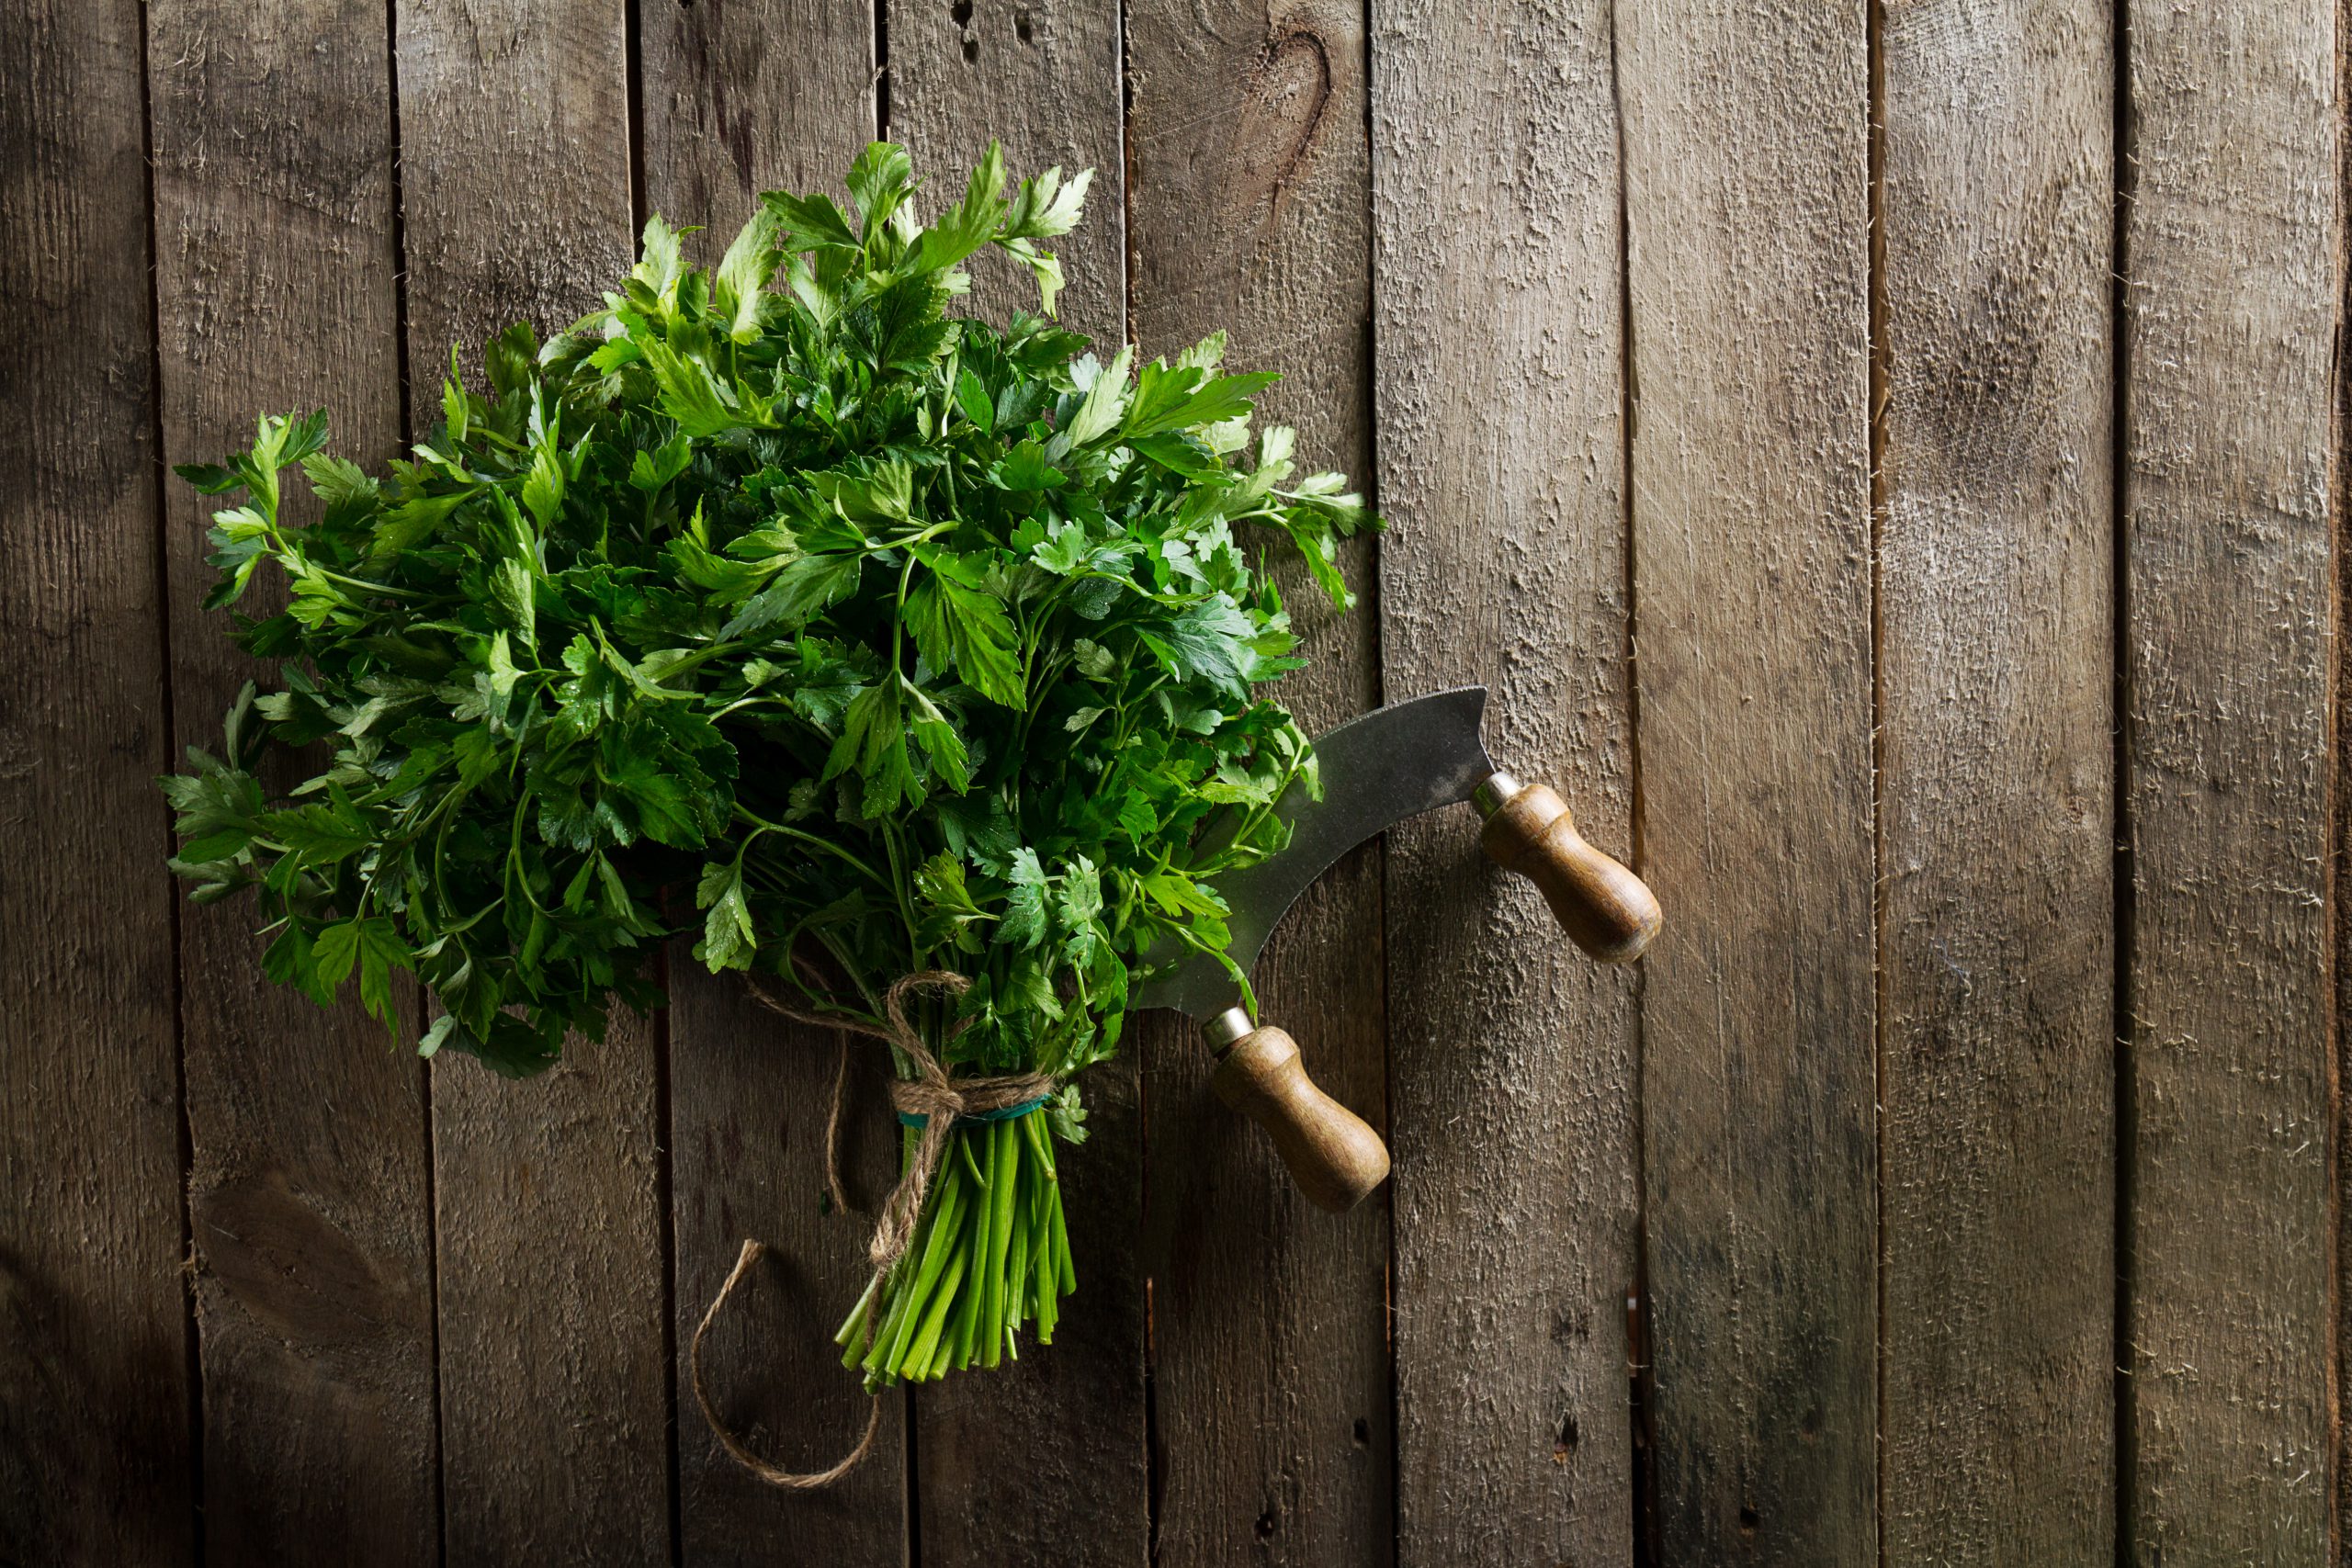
[1005,1168,1031,1313]
[832,1273,879,1348]
[888,549,919,677]
[806,927,888,1023]
[949,1135,990,1371]
[312,567,432,601]
[981,1118,1018,1368]
[731,806,889,887]
[878,820,922,970]
[874,1156,965,1375]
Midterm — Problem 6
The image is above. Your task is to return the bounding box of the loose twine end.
[689,1240,880,1490]
[688,970,1059,1489]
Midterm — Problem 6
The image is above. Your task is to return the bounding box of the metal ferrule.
[1201,1006,1254,1052]
[1471,769,1524,819]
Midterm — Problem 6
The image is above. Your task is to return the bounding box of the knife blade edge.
[1129,685,1492,1021]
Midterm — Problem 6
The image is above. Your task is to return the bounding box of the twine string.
[687,970,1058,1490]
[687,1240,881,1491]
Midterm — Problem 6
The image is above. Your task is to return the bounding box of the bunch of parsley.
[164,142,1368,1384]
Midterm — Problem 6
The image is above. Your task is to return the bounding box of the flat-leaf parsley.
[164,141,1373,1390]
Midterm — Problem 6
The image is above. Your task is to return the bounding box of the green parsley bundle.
[164,143,1368,1424]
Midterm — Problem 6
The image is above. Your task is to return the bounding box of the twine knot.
[853,974,1057,1277]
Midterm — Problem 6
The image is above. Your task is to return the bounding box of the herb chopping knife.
[1133,685,1661,1211]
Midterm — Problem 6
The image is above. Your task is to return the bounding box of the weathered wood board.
[392,4,673,1560]
[1617,0,1881,1561]
[145,2,440,1562]
[0,4,194,1562]
[2121,5,2340,1561]
[1127,2,1392,1563]
[0,1,2346,1561]
[1371,0,1642,1561]
[1875,1,2118,1560]
[638,0,879,238]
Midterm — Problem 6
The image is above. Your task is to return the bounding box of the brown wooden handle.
[1210,1024,1390,1213]
[1479,783,1662,963]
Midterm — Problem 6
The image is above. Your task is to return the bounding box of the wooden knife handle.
[1479,782,1662,963]
[1210,1024,1390,1213]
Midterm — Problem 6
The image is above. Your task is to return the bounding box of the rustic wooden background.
[2,0,2342,1562]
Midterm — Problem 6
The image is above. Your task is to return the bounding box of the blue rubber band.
[895,1095,1051,1130]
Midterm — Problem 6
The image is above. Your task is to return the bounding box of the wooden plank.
[639,0,877,235]
[0,4,196,1562]
[144,3,439,1561]
[667,989,913,1561]
[1615,0,1878,1560]
[1125,3,1391,1562]
[391,6,673,1559]
[882,5,1150,1559]
[1369,0,1640,1561]
[2121,4,2339,1559]
[1875,3,2118,1560]
[633,7,910,1556]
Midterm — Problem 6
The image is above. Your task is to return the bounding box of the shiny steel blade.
[1130,686,1493,1021]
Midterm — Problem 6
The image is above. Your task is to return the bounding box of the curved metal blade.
[1131,685,1492,1020]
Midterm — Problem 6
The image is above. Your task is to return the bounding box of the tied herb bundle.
[164,142,1370,1400]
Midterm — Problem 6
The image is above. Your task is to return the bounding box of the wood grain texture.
[637,6,909,1559]
[395,0,640,377]
[883,5,1149,1560]
[1370,0,1640,1561]
[1875,3,2117,1561]
[639,0,877,240]
[2122,3,2341,1560]
[145,2,439,1560]
[1125,1,1393,1558]
[2341,15,2352,1544]
[429,1015,669,1561]
[0,4,195,1561]
[393,5,673,1558]
[1616,0,1878,1560]
[668,989,909,1562]
[12,6,2352,1559]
